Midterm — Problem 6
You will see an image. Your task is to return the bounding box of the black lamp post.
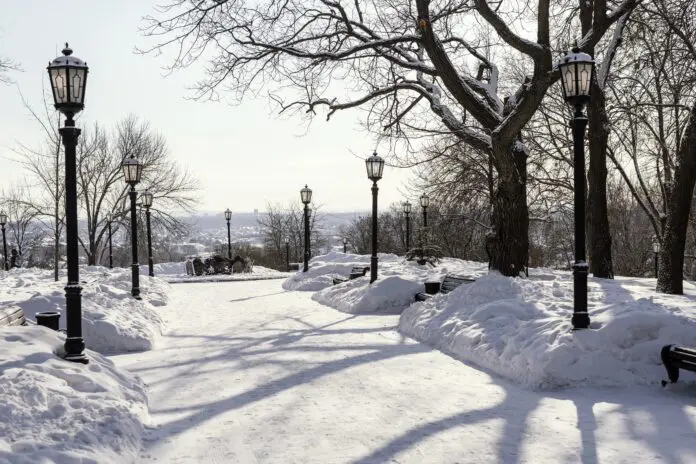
[107,214,113,269]
[343,237,348,254]
[653,239,660,278]
[224,208,232,259]
[0,211,8,271]
[420,193,430,247]
[47,44,89,363]
[142,191,154,277]
[285,237,290,271]
[559,46,595,330]
[403,201,412,252]
[300,185,312,272]
[123,156,143,299]
[366,151,385,283]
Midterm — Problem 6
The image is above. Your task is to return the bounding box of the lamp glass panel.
[0,212,6,224]
[68,67,86,104]
[562,66,575,96]
[50,68,68,104]
[579,63,592,95]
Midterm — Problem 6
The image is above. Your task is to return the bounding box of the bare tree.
[0,184,44,264]
[607,0,696,293]
[10,89,65,280]
[76,115,198,265]
[140,0,638,276]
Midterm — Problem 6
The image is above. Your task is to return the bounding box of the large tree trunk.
[657,104,696,294]
[488,141,529,277]
[586,80,614,278]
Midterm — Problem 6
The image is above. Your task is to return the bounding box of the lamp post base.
[370,255,378,283]
[64,337,88,364]
[572,262,590,330]
[131,263,141,299]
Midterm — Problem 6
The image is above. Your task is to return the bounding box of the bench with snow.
[415,275,476,302]
[0,306,27,327]
[661,344,696,385]
[332,266,370,285]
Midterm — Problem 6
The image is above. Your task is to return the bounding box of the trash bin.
[424,281,441,295]
[36,312,60,331]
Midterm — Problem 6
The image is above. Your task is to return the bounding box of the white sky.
[0,1,415,214]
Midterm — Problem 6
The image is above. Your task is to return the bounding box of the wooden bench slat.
[662,344,696,385]
[0,306,27,328]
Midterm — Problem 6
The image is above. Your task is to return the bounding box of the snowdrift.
[2,267,167,354]
[400,271,696,388]
[0,326,148,464]
[287,252,486,314]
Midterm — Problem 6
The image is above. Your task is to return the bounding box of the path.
[110,280,696,463]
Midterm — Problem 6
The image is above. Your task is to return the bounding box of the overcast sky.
[0,1,415,215]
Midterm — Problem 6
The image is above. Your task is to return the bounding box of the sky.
[0,1,416,215]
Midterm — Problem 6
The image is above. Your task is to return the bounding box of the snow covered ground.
[0,326,148,464]
[108,279,696,463]
[1,267,167,354]
[284,252,696,388]
[150,261,292,283]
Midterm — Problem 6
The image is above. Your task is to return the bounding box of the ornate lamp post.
[559,46,595,330]
[366,152,385,283]
[653,239,660,278]
[403,201,412,252]
[343,237,348,254]
[420,193,430,247]
[47,44,89,363]
[300,185,312,272]
[224,208,232,259]
[142,191,154,277]
[0,211,8,271]
[123,156,143,299]
[107,214,113,269]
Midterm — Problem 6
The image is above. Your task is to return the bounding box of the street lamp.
[224,208,232,259]
[285,237,290,271]
[141,191,154,277]
[402,201,412,252]
[300,185,312,272]
[559,46,594,330]
[343,237,348,254]
[0,211,8,271]
[123,156,143,299]
[107,214,113,269]
[47,43,89,363]
[420,193,430,247]
[653,239,660,278]
[366,151,385,283]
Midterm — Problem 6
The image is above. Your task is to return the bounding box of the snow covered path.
[110,280,696,464]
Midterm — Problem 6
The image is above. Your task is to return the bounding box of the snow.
[401,269,696,388]
[284,252,696,389]
[0,326,148,464]
[149,260,293,283]
[1,267,167,354]
[109,279,696,463]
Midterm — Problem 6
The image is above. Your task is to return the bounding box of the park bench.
[415,275,476,301]
[0,306,27,327]
[332,266,370,285]
[661,344,696,385]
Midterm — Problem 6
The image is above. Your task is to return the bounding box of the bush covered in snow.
[400,270,696,388]
[2,267,167,354]
[0,326,148,463]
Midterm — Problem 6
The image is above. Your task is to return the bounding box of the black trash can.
[424,281,441,295]
[36,312,61,331]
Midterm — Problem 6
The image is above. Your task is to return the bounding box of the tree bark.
[586,79,614,278]
[657,103,696,294]
[488,141,529,276]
